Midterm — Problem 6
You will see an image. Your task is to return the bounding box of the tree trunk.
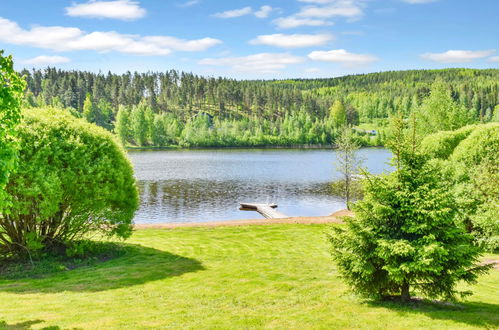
[401,281,410,301]
[346,177,351,210]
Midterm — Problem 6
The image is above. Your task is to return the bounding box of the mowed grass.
[0,224,497,329]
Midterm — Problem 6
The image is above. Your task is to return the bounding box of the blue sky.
[1,0,498,78]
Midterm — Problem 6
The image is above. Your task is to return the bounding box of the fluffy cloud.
[297,0,364,19]
[142,36,222,52]
[0,17,221,56]
[179,0,199,7]
[250,33,333,48]
[273,0,362,29]
[254,5,274,18]
[199,53,305,73]
[214,7,252,18]
[65,0,146,20]
[489,56,499,62]
[214,6,275,19]
[23,55,71,65]
[421,50,495,63]
[272,16,332,29]
[308,49,377,66]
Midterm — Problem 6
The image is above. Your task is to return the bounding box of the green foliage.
[330,100,347,129]
[417,80,473,135]
[0,51,25,211]
[334,126,363,209]
[130,101,150,146]
[450,123,499,166]
[467,159,499,250]
[420,125,476,159]
[421,123,499,250]
[0,107,138,259]
[82,93,95,123]
[20,68,499,147]
[115,105,133,145]
[330,115,489,301]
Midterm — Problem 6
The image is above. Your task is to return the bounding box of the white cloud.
[297,0,364,19]
[142,36,222,52]
[214,6,275,19]
[179,0,199,7]
[65,0,146,21]
[273,16,332,29]
[254,5,274,18]
[402,0,438,3]
[308,49,377,67]
[0,17,221,56]
[199,53,305,73]
[214,7,252,18]
[23,55,71,65]
[489,56,499,62]
[250,33,333,48]
[421,50,495,63]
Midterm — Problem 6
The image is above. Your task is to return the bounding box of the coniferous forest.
[20,68,499,147]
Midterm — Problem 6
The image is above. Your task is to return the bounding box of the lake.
[129,148,392,224]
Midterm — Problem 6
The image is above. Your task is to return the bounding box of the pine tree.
[329,113,490,301]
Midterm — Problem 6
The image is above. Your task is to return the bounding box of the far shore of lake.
[126,144,386,151]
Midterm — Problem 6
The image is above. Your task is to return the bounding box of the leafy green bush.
[422,123,499,250]
[0,51,25,211]
[0,107,138,259]
[420,125,476,159]
[451,123,499,166]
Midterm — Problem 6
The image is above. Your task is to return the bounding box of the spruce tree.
[329,113,490,301]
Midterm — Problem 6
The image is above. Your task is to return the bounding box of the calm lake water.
[129,148,392,224]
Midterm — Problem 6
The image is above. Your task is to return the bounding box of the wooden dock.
[240,203,288,219]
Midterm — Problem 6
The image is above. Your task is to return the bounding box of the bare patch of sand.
[481,258,499,270]
[330,209,355,218]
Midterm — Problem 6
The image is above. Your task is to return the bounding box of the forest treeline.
[20,68,499,147]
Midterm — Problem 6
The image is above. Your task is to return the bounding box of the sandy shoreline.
[134,210,354,229]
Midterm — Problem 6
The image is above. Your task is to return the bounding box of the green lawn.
[0,224,497,329]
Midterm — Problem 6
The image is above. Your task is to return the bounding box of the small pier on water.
[239,203,288,219]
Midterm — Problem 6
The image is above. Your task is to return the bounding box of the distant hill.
[20,68,499,147]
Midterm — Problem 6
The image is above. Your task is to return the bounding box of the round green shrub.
[451,123,499,166]
[0,108,138,258]
[420,125,476,159]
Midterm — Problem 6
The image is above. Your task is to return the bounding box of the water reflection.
[129,148,392,224]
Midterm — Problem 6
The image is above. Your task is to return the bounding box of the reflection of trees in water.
[136,179,336,222]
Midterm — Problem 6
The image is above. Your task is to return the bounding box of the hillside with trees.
[20,68,499,147]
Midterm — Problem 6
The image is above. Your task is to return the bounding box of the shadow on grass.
[367,299,499,328]
[0,319,61,329]
[0,243,204,294]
